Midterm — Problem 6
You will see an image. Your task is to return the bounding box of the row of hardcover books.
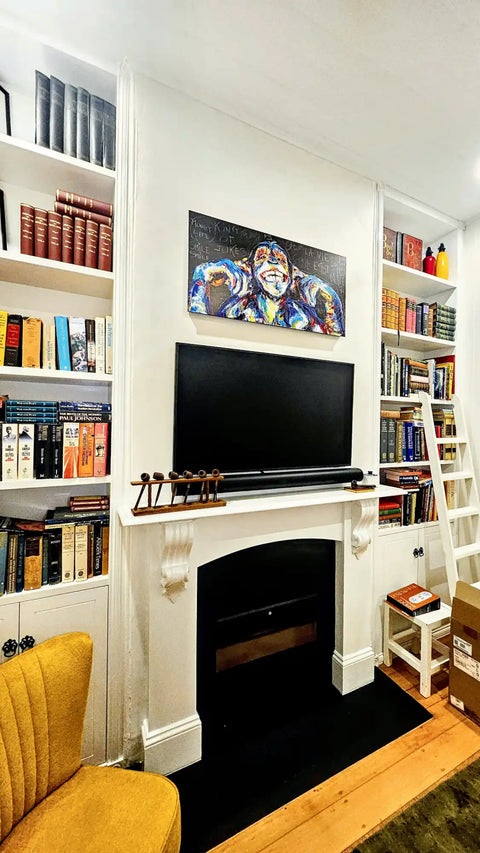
[20,192,113,272]
[380,406,456,464]
[379,486,438,528]
[382,228,422,270]
[0,313,112,373]
[1,402,111,481]
[382,289,456,341]
[0,508,109,594]
[381,344,455,399]
[35,71,116,170]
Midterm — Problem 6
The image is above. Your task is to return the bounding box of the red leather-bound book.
[73,217,86,266]
[47,211,62,261]
[85,220,99,268]
[34,209,48,258]
[402,234,423,271]
[98,224,112,272]
[54,201,112,228]
[56,190,113,219]
[20,203,35,255]
[62,215,74,264]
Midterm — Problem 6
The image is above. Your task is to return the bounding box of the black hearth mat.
[170,669,432,853]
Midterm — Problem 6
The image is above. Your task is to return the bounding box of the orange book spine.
[78,423,94,477]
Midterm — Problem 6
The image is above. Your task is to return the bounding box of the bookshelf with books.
[0,25,118,765]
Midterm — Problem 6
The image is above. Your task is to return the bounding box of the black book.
[46,530,62,584]
[4,314,22,367]
[51,425,63,479]
[77,87,90,162]
[35,71,50,148]
[0,187,6,250]
[34,423,52,479]
[64,84,78,158]
[15,530,25,593]
[49,76,65,153]
[103,100,116,170]
[89,95,104,166]
[93,521,103,575]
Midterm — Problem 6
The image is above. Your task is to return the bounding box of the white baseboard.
[332,647,375,694]
[142,713,202,775]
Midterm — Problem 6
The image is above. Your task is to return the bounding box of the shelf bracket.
[160,521,194,601]
[351,499,377,559]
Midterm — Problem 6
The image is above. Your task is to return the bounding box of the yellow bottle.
[435,243,449,279]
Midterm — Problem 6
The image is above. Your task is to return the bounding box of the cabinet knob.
[19,635,35,653]
[2,638,18,658]
[413,548,419,558]
[418,547,425,557]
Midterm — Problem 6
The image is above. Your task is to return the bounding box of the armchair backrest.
[0,632,93,842]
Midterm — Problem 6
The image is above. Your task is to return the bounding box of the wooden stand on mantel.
[130,471,226,516]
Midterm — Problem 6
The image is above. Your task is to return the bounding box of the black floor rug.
[170,669,432,853]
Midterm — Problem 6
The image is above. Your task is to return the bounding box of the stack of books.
[20,190,113,272]
[0,312,112,374]
[381,289,456,342]
[35,71,116,169]
[381,345,455,400]
[1,400,111,481]
[380,407,426,464]
[379,497,403,528]
[429,303,456,341]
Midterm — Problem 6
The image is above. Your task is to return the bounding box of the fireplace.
[197,540,335,758]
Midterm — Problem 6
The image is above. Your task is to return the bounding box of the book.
[74,524,88,582]
[85,319,96,372]
[0,310,6,365]
[90,95,104,166]
[0,187,6,250]
[402,234,422,270]
[105,315,113,374]
[24,533,43,590]
[76,87,90,162]
[78,423,94,477]
[20,203,35,255]
[61,524,75,582]
[17,424,34,479]
[4,314,22,367]
[68,317,88,371]
[63,423,79,478]
[64,84,77,158]
[103,101,116,170]
[383,227,396,262]
[2,424,17,480]
[35,70,50,148]
[34,423,52,479]
[55,316,71,370]
[47,210,62,261]
[95,317,105,373]
[6,532,18,593]
[51,424,63,479]
[98,224,113,272]
[49,76,65,153]
[102,525,109,575]
[85,220,99,268]
[94,423,108,476]
[42,322,56,370]
[16,530,27,592]
[22,317,42,368]
[34,208,48,258]
[62,214,74,264]
[56,190,113,218]
[0,530,8,595]
[54,201,112,228]
[73,217,86,265]
[387,583,441,616]
[46,530,62,584]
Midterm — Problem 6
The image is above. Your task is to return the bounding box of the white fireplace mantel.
[120,485,404,775]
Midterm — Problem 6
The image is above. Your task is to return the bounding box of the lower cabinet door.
[19,585,108,765]
[0,603,20,663]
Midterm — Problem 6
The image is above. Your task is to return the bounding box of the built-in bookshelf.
[0,24,118,765]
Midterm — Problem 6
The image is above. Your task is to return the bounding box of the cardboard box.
[449,581,480,723]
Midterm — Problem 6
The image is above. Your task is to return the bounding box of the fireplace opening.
[197,539,335,759]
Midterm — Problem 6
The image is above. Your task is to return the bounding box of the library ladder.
[419,391,480,599]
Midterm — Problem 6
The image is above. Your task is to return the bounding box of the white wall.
[124,73,378,752]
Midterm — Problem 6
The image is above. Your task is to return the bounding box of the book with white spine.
[95,316,105,374]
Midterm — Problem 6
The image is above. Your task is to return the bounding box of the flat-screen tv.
[174,343,358,492]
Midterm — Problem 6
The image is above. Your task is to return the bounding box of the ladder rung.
[442,471,473,481]
[448,506,479,520]
[436,436,466,444]
[455,543,480,560]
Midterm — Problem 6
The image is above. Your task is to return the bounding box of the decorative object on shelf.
[0,84,11,136]
[130,470,226,516]
[435,243,449,279]
[423,246,436,275]
[188,211,345,336]
[344,479,376,492]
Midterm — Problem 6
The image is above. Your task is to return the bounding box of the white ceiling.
[2,0,480,223]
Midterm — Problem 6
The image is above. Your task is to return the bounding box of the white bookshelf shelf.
[380,395,454,406]
[382,260,456,299]
[0,133,115,201]
[378,521,440,535]
[381,327,455,351]
[379,461,452,468]
[0,576,109,604]
[0,250,113,298]
[0,476,111,491]
[0,365,112,385]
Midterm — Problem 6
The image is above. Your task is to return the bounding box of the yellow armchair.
[0,632,181,852]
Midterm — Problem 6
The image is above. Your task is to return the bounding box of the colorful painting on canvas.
[188,211,346,336]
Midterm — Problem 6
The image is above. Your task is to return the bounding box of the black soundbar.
[221,467,364,493]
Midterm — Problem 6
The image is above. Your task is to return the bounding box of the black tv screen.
[174,343,354,488]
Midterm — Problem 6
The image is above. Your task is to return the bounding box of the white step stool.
[383,600,451,697]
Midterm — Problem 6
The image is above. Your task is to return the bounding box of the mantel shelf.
[118,484,405,527]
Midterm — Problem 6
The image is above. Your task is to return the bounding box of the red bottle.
[423,246,436,275]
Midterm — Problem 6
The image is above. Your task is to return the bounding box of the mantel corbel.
[160,521,194,600]
[351,498,377,558]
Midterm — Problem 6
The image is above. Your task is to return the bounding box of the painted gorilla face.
[252,242,290,298]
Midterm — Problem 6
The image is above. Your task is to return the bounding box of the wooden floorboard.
[210,661,480,853]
